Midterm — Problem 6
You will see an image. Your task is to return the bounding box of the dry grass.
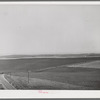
[4,74,88,90]
[7,64,100,90]
[0,84,4,89]
[4,75,24,89]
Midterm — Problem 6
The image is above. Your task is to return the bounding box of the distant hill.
[0,53,100,59]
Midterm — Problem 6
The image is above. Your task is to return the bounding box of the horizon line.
[0,53,100,56]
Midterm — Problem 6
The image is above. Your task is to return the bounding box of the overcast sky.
[0,4,100,55]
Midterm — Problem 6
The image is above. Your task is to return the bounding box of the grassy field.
[1,57,100,90]
[5,74,87,90]
[6,67,100,90]
[0,57,100,72]
[0,84,4,89]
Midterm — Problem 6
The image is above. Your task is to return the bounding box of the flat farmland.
[9,66,100,90]
[1,57,100,90]
[0,57,100,72]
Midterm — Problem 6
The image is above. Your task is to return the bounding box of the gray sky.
[0,4,100,55]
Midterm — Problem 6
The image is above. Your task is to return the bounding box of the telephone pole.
[27,70,30,84]
[10,72,11,77]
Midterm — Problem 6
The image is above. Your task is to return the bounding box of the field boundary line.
[3,74,16,89]
[68,60,100,69]
[35,65,66,72]
[36,60,100,72]
[35,61,91,72]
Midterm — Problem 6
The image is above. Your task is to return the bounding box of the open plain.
[0,56,100,90]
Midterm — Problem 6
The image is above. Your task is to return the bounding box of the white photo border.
[0,1,100,98]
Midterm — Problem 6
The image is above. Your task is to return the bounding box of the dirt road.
[0,74,16,90]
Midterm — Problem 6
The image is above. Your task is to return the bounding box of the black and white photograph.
[0,2,100,91]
